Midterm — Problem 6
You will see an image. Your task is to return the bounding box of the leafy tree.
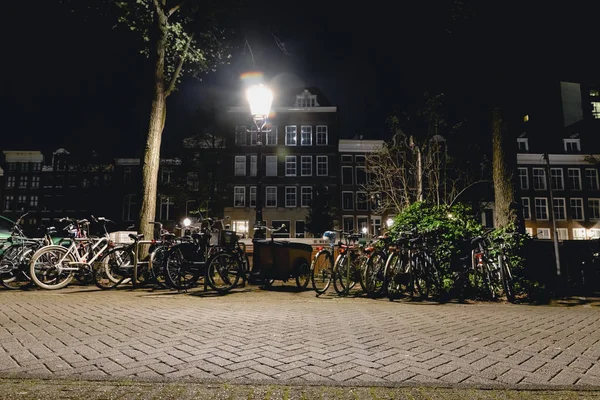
[305,185,336,238]
[61,0,233,240]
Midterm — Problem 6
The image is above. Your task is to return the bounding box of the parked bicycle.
[28,217,111,290]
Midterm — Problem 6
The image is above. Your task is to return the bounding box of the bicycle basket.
[219,230,238,248]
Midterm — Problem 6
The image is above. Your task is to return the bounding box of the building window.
[235,155,246,176]
[29,196,38,208]
[159,197,174,220]
[573,228,586,240]
[357,216,368,235]
[301,125,312,146]
[341,166,353,185]
[553,198,566,220]
[187,172,199,191]
[250,155,257,177]
[355,155,366,164]
[231,220,249,237]
[316,156,328,176]
[249,126,258,146]
[557,228,568,241]
[585,168,599,191]
[122,194,136,221]
[550,168,564,190]
[370,216,382,236]
[18,176,28,189]
[249,186,256,207]
[316,125,328,145]
[570,198,584,220]
[532,168,546,190]
[285,156,297,176]
[301,186,312,207]
[518,168,529,190]
[342,192,354,211]
[266,126,277,145]
[295,221,306,238]
[31,176,40,189]
[31,163,41,172]
[589,198,600,220]
[17,195,26,211]
[234,187,245,207]
[285,126,297,146]
[4,195,14,211]
[537,228,551,240]
[7,163,16,172]
[592,102,600,119]
[568,168,581,190]
[266,156,277,176]
[534,197,548,220]
[563,138,581,152]
[342,216,354,233]
[160,168,172,184]
[285,187,296,208]
[271,220,290,238]
[590,229,600,239]
[356,167,367,185]
[521,197,531,220]
[104,174,111,186]
[341,155,353,163]
[525,227,533,237]
[5,176,15,188]
[266,187,277,207]
[517,138,529,152]
[590,89,600,97]
[235,125,247,145]
[301,156,312,176]
[124,167,131,182]
[356,192,368,211]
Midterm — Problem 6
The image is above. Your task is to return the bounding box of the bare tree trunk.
[492,108,517,228]
[138,8,168,241]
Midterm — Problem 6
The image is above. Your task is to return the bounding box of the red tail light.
[316,246,323,251]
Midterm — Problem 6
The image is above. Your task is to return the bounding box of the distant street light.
[246,84,273,240]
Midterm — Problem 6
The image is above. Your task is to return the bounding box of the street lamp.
[246,84,273,240]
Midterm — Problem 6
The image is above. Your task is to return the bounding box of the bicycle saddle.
[128,233,144,241]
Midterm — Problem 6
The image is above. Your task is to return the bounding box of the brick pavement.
[0,285,599,389]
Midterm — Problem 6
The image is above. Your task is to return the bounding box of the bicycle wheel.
[148,245,168,288]
[333,253,350,295]
[163,243,202,291]
[310,250,333,295]
[206,251,240,294]
[29,246,76,290]
[363,250,387,298]
[295,258,311,289]
[385,252,411,300]
[93,247,132,290]
[0,246,34,290]
[501,255,516,303]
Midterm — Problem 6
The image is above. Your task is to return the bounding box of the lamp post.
[246,84,273,240]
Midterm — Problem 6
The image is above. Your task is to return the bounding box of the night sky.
[3,1,598,158]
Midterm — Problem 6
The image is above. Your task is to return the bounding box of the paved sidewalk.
[0,285,599,389]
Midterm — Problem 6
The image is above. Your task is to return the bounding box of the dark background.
[2,1,598,157]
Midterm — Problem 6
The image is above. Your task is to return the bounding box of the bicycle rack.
[132,240,155,289]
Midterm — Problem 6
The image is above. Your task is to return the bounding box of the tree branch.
[165,32,195,97]
[167,0,186,17]
[152,0,166,16]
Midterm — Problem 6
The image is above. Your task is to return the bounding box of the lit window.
[285,126,297,146]
[592,102,600,119]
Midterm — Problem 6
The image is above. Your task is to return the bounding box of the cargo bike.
[249,224,313,289]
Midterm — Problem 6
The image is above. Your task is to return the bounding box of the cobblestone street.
[0,286,599,389]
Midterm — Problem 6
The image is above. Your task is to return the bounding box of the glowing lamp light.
[183,218,191,227]
[361,227,368,235]
[386,218,394,228]
[246,84,273,117]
